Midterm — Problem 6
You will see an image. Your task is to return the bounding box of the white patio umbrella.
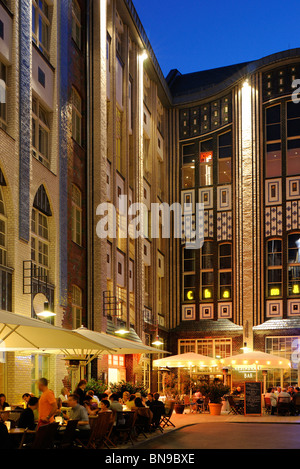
[0,309,116,356]
[153,352,219,397]
[74,326,170,356]
[221,350,291,385]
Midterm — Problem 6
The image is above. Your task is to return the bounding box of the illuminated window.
[182,144,196,189]
[32,0,50,60]
[182,248,195,301]
[267,239,282,297]
[200,139,213,186]
[265,105,281,178]
[201,242,214,300]
[72,285,82,329]
[288,233,300,296]
[218,131,232,183]
[0,187,7,266]
[286,101,300,176]
[219,243,232,300]
[31,186,51,283]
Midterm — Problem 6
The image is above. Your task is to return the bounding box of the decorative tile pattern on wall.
[199,303,214,319]
[265,206,283,237]
[218,302,232,319]
[287,299,300,317]
[265,179,282,206]
[217,186,231,211]
[204,210,214,238]
[266,300,283,318]
[217,211,233,241]
[286,200,300,231]
[286,177,300,200]
[182,304,196,321]
[199,187,213,209]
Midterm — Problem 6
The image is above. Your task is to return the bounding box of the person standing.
[74,379,87,406]
[37,378,57,427]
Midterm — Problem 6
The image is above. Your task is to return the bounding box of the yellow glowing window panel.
[204,288,212,299]
[270,288,280,296]
[222,290,230,299]
[293,284,300,294]
[187,290,194,300]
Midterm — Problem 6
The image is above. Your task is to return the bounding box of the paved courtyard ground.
[119,411,300,450]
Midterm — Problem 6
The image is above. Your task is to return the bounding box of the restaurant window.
[265,104,281,178]
[32,0,51,60]
[218,131,232,183]
[266,239,282,297]
[266,336,300,386]
[0,62,7,131]
[201,241,214,300]
[72,87,82,145]
[72,0,81,49]
[200,139,213,186]
[219,243,232,300]
[182,248,195,302]
[32,97,50,169]
[286,101,300,176]
[288,233,300,297]
[72,285,82,329]
[71,184,82,246]
[178,338,232,359]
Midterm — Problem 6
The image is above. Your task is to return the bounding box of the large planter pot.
[174,404,185,414]
[208,403,223,415]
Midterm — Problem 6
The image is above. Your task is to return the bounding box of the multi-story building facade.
[168,50,300,388]
[0,0,299,398]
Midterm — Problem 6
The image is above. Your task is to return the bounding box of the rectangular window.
[32,97,50,168]
[218,131,232,183]
[288,234,300,296]
[219,243,232,299]
[72,0,81,49]
[32,0,50,60]
[72,88,82,145]
[183,248,195,301]
[265,105,281,178]
[0,62,7,131]
[178,338,232,359]
[201,242,214,300]
[267,239,282,297]
[200,139,213,186]
[286,101,300,176]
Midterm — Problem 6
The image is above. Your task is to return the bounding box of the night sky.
[133,0,299,77]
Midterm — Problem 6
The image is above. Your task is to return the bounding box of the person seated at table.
[58,387,70,403]
[278,388,291,402]
[146,393,153,407]
[99,399,111,413]
[0,393,9,410]
[264,387,278,415]
[65,394,90,440]
[124,394,136,410]
[109,393,123,412]
[0,410,12,449]
[18,396,39,430]
[83,395,99,416]
[122,391,130,405]
[86,389,100,406]
[287,386,295,397]
[275,386,281,394]
[22,393,31,408]
[149,393,165,429]
[133,397,145,408]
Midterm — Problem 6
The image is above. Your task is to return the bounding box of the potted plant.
[174,395,185,414]
[199,381,230,415]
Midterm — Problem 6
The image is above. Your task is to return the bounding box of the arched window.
[218,243,232,300]
[31,186,51,281]
[71,184,82,245]
[288,233,300,296]
[72,285,82,329]
[266,239,282,297]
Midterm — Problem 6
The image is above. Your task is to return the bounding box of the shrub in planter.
[199,382,230,415]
